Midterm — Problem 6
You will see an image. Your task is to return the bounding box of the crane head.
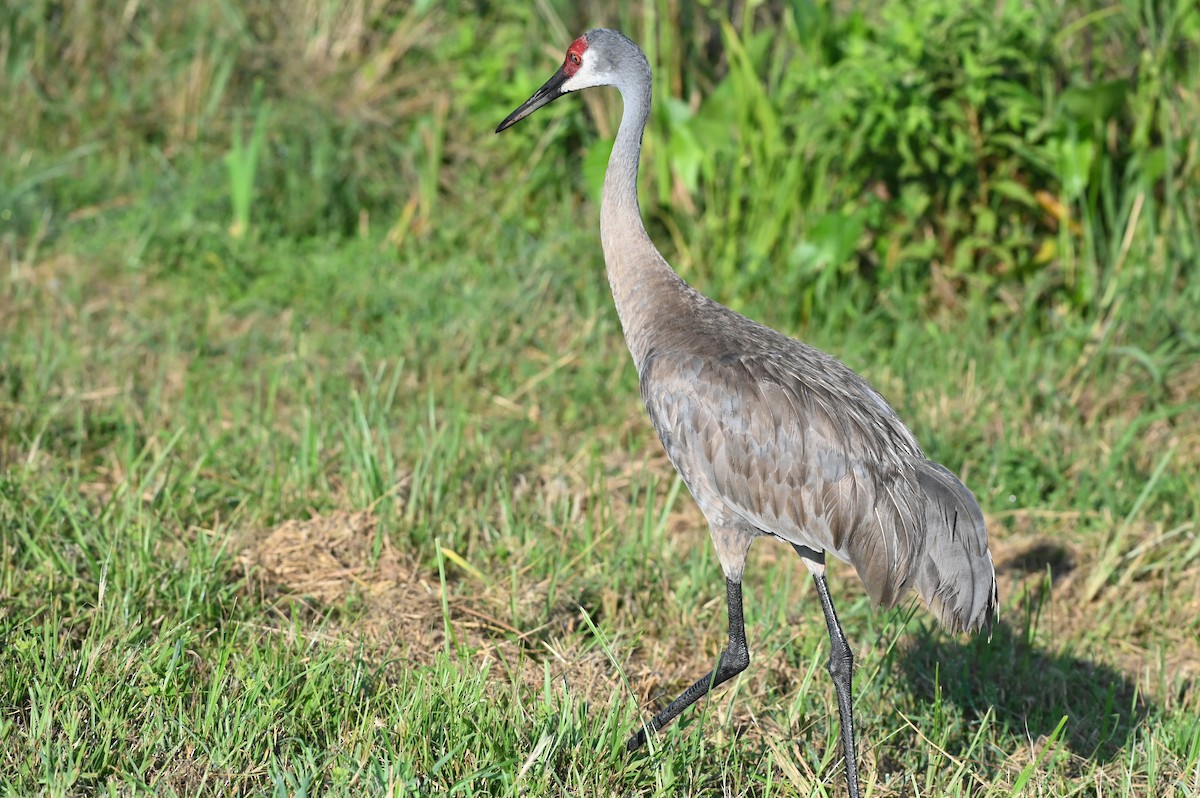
[496,29,644,133]
[495,35,590,133]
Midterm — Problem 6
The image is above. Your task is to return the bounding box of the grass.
[2,0,1199,795]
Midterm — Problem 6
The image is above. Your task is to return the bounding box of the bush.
[636,0,1198,322]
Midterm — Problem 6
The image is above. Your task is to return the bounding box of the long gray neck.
[599,74,689,369]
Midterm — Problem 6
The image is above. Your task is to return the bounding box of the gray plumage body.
[635,279,995,629]
[497,27,997,793]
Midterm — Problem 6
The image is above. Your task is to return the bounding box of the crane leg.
[812,572,861,798]
[626,577,749,752]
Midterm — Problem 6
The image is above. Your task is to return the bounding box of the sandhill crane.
[496,28,997,797]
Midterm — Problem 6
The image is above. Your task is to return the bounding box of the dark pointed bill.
[495,67,570,133]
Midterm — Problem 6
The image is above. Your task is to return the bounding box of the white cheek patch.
[561,72,584,93]
[562,60,600,92]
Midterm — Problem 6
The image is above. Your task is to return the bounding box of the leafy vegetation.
[2,0,1198,795]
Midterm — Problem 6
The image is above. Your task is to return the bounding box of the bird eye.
[569,52,581,65]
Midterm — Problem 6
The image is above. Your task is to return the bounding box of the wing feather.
[633,298,995,630]
[640,346,928,607]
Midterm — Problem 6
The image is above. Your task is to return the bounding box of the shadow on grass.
[892,617,1152,764]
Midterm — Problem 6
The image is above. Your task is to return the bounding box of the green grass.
[2,0,1199,795]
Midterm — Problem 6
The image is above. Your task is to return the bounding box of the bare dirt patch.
[235,509,648,704]
[239,510,446,653]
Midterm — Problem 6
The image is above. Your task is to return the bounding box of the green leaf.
[991,179,1038,208]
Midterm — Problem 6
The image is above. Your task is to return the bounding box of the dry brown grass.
[237,508,651,707]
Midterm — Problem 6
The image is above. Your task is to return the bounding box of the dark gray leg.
[812,572,860,798]
[627,577,750,751]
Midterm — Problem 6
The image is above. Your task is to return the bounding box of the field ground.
[2,1,1199,795]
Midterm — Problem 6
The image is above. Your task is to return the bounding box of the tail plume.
[912,460,997,635]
